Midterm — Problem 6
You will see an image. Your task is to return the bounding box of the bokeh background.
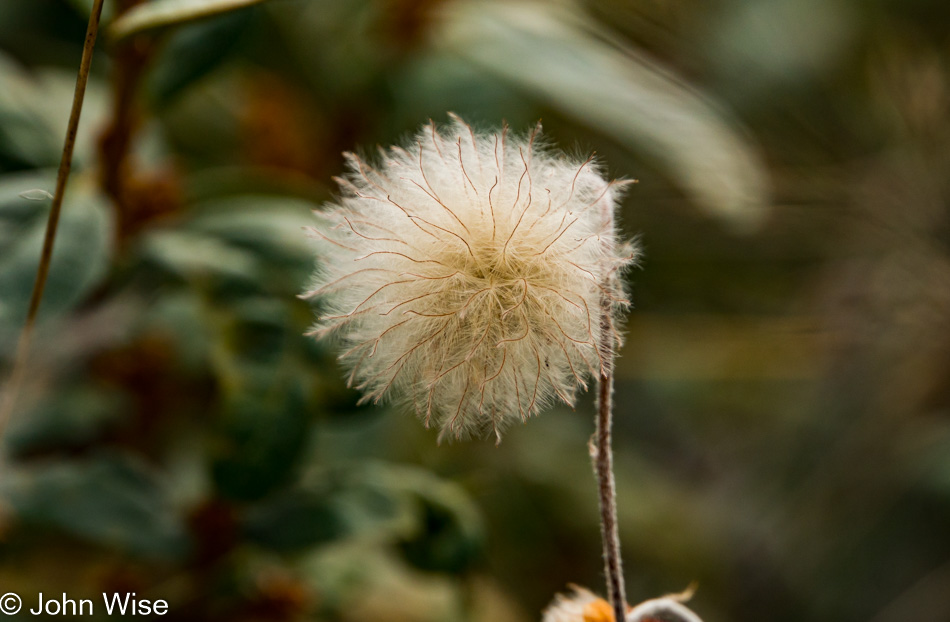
[2,0,950,621]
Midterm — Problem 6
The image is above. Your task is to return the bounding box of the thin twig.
[0,0,106,436]
[592,200,626,621]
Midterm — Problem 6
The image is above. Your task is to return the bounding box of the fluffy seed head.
[543,585,703,622]
[304,116,636,442]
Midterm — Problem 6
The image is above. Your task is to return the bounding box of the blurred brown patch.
[98,0,171,243]
[240,74,326,178]
[187,498,238,568]
[241,570,311,622]
[88,336,213,457]
[379,0,448,51]
[97,563,149,601]
[116,167,184,241]
[90,337,176,421]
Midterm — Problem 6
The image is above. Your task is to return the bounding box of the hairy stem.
[593,203,626,621]
[594,312,626,621]
[0,0,106,435]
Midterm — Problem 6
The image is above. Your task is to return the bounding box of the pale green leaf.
[0,52,109,169]
[0,174,114,333]
[110,0,270,41]
[140,229,261,282]
[437,0,771,231]
[0,54,60,167]
[185,196,316,265]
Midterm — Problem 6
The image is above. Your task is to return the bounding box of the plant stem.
[593,203,627,622]
[595,315,626,622]
[0,0,106,436]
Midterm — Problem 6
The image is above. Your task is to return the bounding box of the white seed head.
[304,116,636,442]
[543,585,704,622]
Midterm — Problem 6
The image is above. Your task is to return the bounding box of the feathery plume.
[304,116,636,442]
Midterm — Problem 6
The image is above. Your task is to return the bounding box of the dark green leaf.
[0,454,190,559]
[183,195,316,294]
[243,488,345,553]
[148,10,251,105]
[5,386,126,457]
[394,472,484,574]
[211,380,312,501]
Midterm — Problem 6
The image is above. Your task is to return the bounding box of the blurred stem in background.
[99,0,155,229]
[0,0,105,438]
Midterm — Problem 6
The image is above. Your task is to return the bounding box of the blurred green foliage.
[1,1,950,621]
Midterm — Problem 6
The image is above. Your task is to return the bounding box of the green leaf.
[243,488,346,553]
[391,470,484,573]
[328,472,417,540]
[0,454,190,559]
[0,54,60,167]
[32,68,110,170]
[328,465,483,570]
[147,9,251,104]
[5,386,126,456]
[187,196,315,263]
[139,229,261,284]
[241,464,483,568]
[139,291,215,371]
[211,379,312,501]
[184,195,316,293]
[0,174,114,338]
[0,54,109,170]
[225,297,295,365]
[110,0,270,41]
[437,0,771,231]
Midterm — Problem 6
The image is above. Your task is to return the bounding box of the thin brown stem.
[592,199,626,622]
[0,0,106,435]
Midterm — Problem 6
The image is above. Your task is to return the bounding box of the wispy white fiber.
[304,115,636,442]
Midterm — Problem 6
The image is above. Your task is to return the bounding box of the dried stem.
[593,201,626,622]
[0,0,106,436]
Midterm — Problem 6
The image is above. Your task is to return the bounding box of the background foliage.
[2,0,950,621]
